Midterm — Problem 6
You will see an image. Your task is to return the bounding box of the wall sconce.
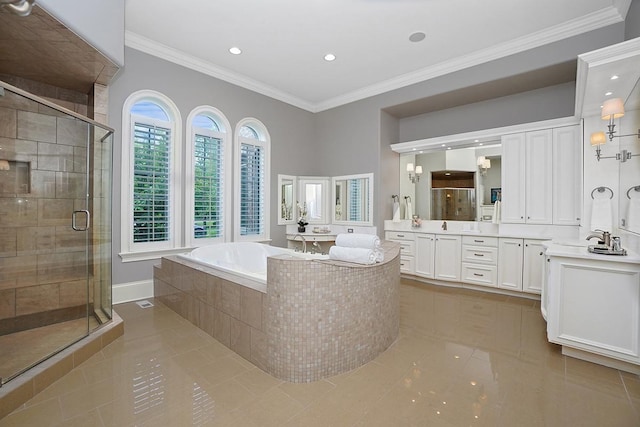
[407,162,422,183]
[477,156,491,176]
[0,160,9,171]
[590,97,640,162]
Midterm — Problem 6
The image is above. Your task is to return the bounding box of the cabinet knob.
[521,216,524,219]
[539,252,543,256]
[527,216,530,219]
[525,244,528,247]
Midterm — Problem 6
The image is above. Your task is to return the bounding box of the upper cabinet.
[501,125,581,226]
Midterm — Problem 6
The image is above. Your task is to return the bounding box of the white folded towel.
[335,233,381,250]
[405,200,413,220]
[590,197,613,232]
[329,246,378,265]
[492,200,501,224]
[626,198,640,230]
[392,201,400,222]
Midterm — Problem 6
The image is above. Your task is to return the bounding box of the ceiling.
[125,0,632,112]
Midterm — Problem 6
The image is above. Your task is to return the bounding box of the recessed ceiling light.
[478,143,483,146]
[611,75,619,80]
[441,144,446,147]
[605,91,612,96]
[229,47,242,55]
[409,31,426,43]
[474,139,479,142]
[412,148,416,151]
[447,147,451,150]
[324,53,336,62]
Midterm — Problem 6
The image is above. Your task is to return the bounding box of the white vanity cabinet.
[552,125,582,226]
[524,130,553,224]
[497,238,545,294]
[415,234,435,279]
[501,133,526,223]
[385,231,415,274]
[461,236,498,287]
[546,251,640,370]
[434,234,461,282]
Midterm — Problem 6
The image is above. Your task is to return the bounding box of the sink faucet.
[292,234,307,253]
[586,230,611,247]
[442,221,447,231]
[311,240,320,254]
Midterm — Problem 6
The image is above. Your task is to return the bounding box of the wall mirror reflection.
[399,144,501,222]
[298,177,330,224]
[277,174,296,225]
[332,173,374,226]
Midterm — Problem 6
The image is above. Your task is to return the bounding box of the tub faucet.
[442,221,447,231]
[292,234,307,253]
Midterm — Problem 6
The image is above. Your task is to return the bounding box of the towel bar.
[626,185,640,199]
[591,186,614,199]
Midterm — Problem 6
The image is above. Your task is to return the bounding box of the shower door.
[0,82,113,385]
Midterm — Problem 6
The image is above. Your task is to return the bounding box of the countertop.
[543,241,640,264]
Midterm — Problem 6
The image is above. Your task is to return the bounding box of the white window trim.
[120,90,183,261]
[234,118,270,242]
[185,106,232,247]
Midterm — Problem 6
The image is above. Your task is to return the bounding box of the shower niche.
[0,81,114,386]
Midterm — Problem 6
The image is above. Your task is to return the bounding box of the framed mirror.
[298,177,330,224]
[332,173,374,226]
[277,174,296,225]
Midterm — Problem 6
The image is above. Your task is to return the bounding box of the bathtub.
[177,242,326,293]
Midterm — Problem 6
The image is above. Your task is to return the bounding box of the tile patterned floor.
[1,279,639,426]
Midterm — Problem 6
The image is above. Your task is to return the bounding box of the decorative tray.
[587,245,627,256]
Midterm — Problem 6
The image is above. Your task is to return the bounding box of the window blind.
[240,142,264,236]
[349,179,362,221]
[133,122,171,243]
[193,134,223,239]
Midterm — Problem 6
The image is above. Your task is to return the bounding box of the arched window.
[120,90,182,260]
[185,106,232,246]
[234,119,270,242]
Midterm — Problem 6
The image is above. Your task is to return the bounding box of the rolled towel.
[590,197,613,232]
[335,233,381,250]
[492,200,501,224]
[329,246,377,265]
[374,249,384,263]
[405,200,413,220]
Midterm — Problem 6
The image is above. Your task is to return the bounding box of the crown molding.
[126,6,624,114]
[124,31,316,112]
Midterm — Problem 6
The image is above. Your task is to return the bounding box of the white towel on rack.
[492,201,501,224]
[405,200,412,220]
[392,201,400,222]
[335,233,381,250]
[590,197,613,232]
[329,246,378,265]
[626,198,640,230]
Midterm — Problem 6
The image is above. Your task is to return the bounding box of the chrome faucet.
[292,234,307,253]
[442,221,447,231]
[311,240,320,254]
[585,230,611,247]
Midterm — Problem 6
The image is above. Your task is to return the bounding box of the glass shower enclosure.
[0,81,113,385]
[431,188,476,221]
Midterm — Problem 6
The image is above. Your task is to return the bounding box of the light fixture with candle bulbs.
[589,97,640,162]
[406,162,422,183]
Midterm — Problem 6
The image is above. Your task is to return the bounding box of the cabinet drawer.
[385,231,415,241]
[462,245,498,265]
[389,239,415,256]
[399,256,414,274]
[461,263,497,287]
[462,236,498,247]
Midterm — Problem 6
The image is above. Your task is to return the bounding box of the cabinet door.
[525,130,553,224]
[415,234,435,279]
[523,239,545,294]
[501,133,526,223]
[434,235,461,281]
[552,125,582,225]
[497,238,523,291]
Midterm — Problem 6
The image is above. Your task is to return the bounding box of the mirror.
[277,174,296,225]
[332,173,374,226]
[298,177,330,224]
[399,145,501,221]
[619,81,640,235]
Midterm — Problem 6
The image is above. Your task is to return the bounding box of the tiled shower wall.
[0,88,92,332]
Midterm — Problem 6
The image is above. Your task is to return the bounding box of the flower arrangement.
[297,201,308,231]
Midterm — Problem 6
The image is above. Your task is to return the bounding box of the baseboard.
[113,280,154,305]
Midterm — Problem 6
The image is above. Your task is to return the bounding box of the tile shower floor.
[0,317,98,383]
[1,279,639,426]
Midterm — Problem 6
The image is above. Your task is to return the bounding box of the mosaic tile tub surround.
[153,242,400,382]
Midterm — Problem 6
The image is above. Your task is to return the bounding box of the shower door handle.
[72,210,91,231]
